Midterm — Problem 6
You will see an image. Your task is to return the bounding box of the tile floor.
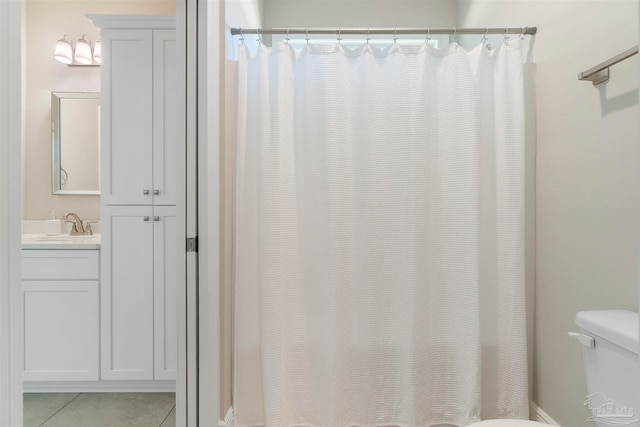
[24,392,175,427]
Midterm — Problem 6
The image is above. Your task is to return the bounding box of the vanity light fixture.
[54,34,100,66]
[74,35,93,64]
[93,40,102,64]
[53,35,74,65]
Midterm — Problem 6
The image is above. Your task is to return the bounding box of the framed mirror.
[51,92,100,195]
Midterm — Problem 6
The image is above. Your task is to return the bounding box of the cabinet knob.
[143,216,150,222]
[143,189,150,195]
[153,216,160,222]
[153,190,160,195]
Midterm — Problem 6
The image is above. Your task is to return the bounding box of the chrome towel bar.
[579,46,638,86]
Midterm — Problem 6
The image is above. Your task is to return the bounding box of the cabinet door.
[23,281,99,381]
[101,205,154,380]
[153,205,177,379]
[101,29,154,206]
[152,30,177,206]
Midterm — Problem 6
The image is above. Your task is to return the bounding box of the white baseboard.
[219,406,234,427]
[23,380,176,393]
[530,401,560,425]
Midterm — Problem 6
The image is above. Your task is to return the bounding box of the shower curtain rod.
[230,27,538,37]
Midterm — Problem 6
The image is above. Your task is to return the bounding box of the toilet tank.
[575,310,639,427]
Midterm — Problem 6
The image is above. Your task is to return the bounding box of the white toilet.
[468,309,639,427]
[573,310,639,427]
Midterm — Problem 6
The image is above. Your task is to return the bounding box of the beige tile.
[23,393,79,427]
[42,392,175,427]
[160,406,176,427]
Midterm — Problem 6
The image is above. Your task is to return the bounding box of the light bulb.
[74,35,93,65]
[54,35,73,64]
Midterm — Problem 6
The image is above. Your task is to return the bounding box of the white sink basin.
[29,236,75,242]
[22,234,101,248]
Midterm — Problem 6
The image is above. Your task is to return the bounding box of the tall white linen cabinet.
[91,15,177,385]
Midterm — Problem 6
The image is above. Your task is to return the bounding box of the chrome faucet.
[63,212,93,235]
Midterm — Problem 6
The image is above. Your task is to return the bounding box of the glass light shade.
[93,40,101,64]
[54,37,73,64]
[74,35,93,65]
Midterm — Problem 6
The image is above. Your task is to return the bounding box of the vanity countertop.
[22,234,101,250]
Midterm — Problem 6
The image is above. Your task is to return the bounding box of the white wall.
[458,1,639,426]
[24,0,175,221]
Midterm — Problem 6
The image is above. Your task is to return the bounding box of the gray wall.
[263,0,457,28]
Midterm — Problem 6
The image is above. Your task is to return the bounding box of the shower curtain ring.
[337,28,342,44]
[256,28,261,44]
[366,28,370,44]
[305,29,309,44]
[483,28,492,50]
[503,28,509,42]
[393,29,398,44]
[520,27,528,39]
[452,27,457,44]
[425,28,430,44]
[239,28,245,43]
[285,29,290,44]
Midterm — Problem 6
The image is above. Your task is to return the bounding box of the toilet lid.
[466,420,550,427]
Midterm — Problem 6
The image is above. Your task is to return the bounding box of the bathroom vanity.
[22,234,176,392]
[22,241,100,383]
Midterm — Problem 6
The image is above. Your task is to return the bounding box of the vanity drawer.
[22,250,100,280]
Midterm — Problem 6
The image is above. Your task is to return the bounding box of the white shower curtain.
[234,39,529,427]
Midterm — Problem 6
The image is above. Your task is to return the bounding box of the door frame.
[0,0,24,425]
[179,0,223,424]
[195,0,222,424]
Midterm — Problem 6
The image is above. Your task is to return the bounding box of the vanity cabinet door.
[23,281,99,381]
[101,29,154,206]
[101,205,155,380]
[152,30,177,206]
[153,205,177,380]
